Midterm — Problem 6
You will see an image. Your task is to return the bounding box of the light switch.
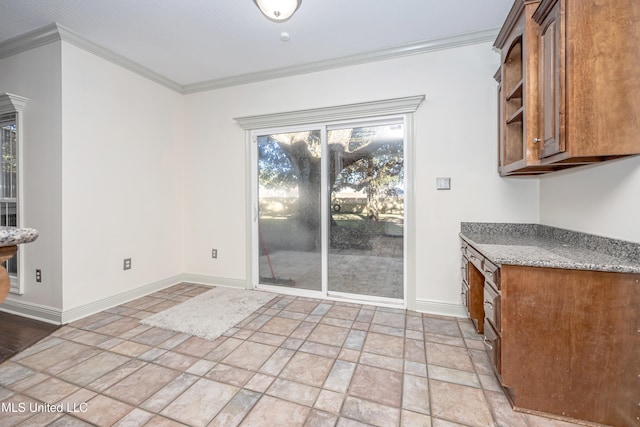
[436,177,451,190]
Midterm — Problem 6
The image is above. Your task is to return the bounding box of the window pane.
[327,124,404,298]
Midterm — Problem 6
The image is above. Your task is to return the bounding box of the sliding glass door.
[254,120,405,303]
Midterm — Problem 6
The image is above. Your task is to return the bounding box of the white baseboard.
[178,274,248,289]
[415,298,467,318]
[0,274,250,325]
[60,275,186,324]
[0,299,62,325]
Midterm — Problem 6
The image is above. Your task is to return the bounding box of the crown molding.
[234,95,425,130]
[0,23,183,93]
[1,23,498,95]
[0,93,28,114]
[184,28,499,93]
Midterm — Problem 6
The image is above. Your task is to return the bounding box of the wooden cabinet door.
[538,0,565,158]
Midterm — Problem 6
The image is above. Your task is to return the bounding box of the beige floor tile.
[427,365,481,388]
[140,372,199,413]
[349,365,402,407]
[372,311,406,328]
[16,342,94,373]
[208,389,261,427]
[58,351,131,386]
[87,359,146,392]
[426,342,474,372]
[74,394,134,426]
[221,341,277,371]
[323,360,356,393]
[307,324,350,347]
[314,389,345,414]
[130,327,178,347]
[248,331,287,347]
[112,407,155,426]
[154,351,199,371]
[402,374,430,415]
[359,351,404,372]
[362,332,404,358]
[160,378,238,427]
[259,317,301,336]
[299,341,341,358]
[279,352,335,387]
[104,363,180,405]
[23,377,80,404]
[401,410,432,427]
[429,380,493,427]
[305,409,339,427]
[404,338,426,363]
[94,317,142,337]
[109,340,153,357]
[341,396,400,427]
[241,395,310,427]
[206,363,254,387]
[258,347,295,376]
[267,378,320,406]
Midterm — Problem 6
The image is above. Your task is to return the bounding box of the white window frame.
[0,93,27,295]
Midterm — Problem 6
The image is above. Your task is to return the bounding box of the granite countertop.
[0,227,39,247]
[460,223,640,274]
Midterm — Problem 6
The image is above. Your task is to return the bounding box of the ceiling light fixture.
[253,0,302,22]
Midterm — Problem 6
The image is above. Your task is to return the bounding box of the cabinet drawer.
[461,281,469,313]
[483,283,501,333]
[461,256,468,283]
[482,259,500,290]
[467,245,483,271]
[483,319,501,377]
[460,240,470,259]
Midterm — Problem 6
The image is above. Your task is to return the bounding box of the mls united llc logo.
[1,401,88,413]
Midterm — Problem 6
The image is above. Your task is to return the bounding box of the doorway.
[253,119,406,305]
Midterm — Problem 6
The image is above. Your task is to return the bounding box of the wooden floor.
[0,311,60,364]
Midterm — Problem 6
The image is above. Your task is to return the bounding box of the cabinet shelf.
[506,107,524,124]
[505,79,523,100]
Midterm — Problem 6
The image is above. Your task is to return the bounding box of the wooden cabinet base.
[0,245,17,304]
[500,265,639,427]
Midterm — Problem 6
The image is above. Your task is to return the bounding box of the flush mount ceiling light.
[254,0,302,22]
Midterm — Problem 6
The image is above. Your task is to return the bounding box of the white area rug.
[141,287,276,341]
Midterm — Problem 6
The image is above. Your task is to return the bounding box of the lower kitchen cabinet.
[460,238,640,427]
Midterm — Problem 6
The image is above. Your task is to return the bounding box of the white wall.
[0,43,64,312]
[540,156,640,243]
[183,42,540,313]
[60,42,185,312]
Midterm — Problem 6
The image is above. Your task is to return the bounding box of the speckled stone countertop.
[0,227,39,247]
[460,223,640,274]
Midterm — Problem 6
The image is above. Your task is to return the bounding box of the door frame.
[236,96,424,310]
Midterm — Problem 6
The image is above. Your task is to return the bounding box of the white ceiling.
[0,0,513,89]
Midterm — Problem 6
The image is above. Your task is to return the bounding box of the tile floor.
[0,283,588,427]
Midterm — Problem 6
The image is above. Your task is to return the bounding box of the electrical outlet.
[211,249,218,259]
[123,258,132,270]
[35,269,42,282]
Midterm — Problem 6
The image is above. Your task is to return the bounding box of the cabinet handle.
[483,337,494,350]
[484,300,493,309]
[533,138,541,144]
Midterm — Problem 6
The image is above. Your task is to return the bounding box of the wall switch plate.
[35,269,42,282]
[123,258,132,270]
[212,249,218,259]
[436,177,451,190]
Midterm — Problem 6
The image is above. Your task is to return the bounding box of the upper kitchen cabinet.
[495,0,640,176]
